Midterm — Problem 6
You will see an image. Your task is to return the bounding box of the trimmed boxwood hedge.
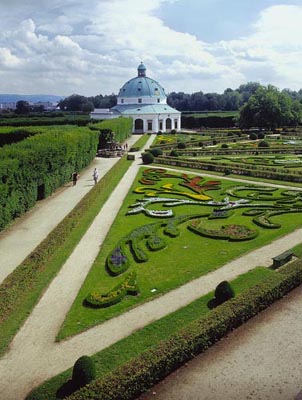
[65,259,302,400]
[0,126,99,231]
[88,117,132,144]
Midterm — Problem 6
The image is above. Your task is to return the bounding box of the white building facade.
[90,63,181,133]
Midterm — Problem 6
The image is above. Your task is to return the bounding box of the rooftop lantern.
[137,62,146,77]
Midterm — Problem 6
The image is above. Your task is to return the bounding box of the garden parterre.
[58,167,302,339]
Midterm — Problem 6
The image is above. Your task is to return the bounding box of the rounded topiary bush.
[72,355,96,388]
[170,150,179,157]
[170,129,177,134]
[214,280,235,305]
[221,143,228,149]
[177,142,186,149]
[142,152,154,164]
[150,147,163,157]
[249,133,257,140]
[258,140,269,148]
[257,132,265,139]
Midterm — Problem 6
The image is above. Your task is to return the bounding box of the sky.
[1,0,302,96]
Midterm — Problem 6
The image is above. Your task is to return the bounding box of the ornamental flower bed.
[85,272,139,308]
[147,234,166,251]
[208,209,233,219]
[106,246,129,276]
[189,223,258,241]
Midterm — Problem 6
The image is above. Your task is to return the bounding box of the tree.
[237,82,261,103]
[15,100,31,114]
[58,94,94,112]
[239,85,302,129]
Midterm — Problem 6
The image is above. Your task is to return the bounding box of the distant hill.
[0,94,64,104]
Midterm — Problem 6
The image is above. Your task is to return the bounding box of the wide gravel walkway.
[139,286,302,400]
[0,140,301,399]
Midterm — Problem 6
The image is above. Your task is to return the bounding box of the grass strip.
[26,267,273,400]
[129,133,150,150]
[291,243,302,258]
[0,156,132,356]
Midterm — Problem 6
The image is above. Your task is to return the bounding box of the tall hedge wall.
[0,115,90,127]
[89,117,132,143]
[0,126,45,147]
[0,126,99,231]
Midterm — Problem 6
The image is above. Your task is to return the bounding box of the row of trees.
[12,83,302,129]
[57,83,302,116]
[168,84,302,112]
[58,94,116,112]
[57,83,265,112]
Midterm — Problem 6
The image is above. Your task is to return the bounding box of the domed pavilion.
[90,63,181,133]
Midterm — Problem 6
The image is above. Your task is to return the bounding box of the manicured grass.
[130,133,150,150]
[153,163,302,188]
[27,267,272,400]
[184,111,239,118]
[292,243,302,258]
[58,168,302,340]
[197,155,302,172]
[0,156,132,356]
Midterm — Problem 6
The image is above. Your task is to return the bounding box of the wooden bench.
[272,250,294,269]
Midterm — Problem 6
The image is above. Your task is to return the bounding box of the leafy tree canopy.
[239,85,302,129]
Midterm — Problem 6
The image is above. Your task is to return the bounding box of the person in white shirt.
[92,168,99,185]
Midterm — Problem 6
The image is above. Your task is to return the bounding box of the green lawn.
[27,267,272,400]
[153,162,302,189]
[57,168,302,340]
[194,155,302,172]
[129,133,150,150]
[184,111,239,118]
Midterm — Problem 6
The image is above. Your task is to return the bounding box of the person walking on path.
[72,171,79,186]
[92,168,99,185]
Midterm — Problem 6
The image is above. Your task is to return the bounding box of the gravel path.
[0,140,301,399]
[139,286,302,400]
[0,135,139,284]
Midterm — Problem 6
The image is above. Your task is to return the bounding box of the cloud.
[217,5,302,90]
[0,47,22,68]
[0,1,301,95]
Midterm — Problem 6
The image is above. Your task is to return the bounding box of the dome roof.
[117,63,166,101]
